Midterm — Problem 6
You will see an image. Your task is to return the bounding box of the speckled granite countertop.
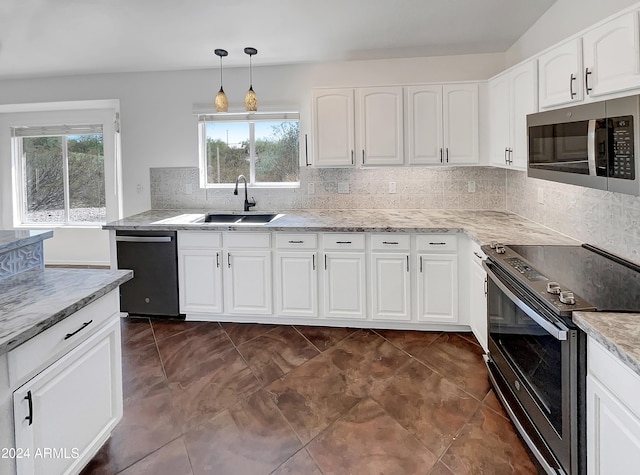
[0,229,53,253]
[0,268,133,354]
[103,209,580,246]
[573,312,640,377]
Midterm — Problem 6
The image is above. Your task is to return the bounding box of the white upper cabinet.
[312,88,356,167]
[539,10,640,109]
[538,38,583,109]
[489,60,538,169]
[443,84,479,164]
[406,85,443,164]
[357,87,404,166]
[583,11,640,98]
[407,84,479,165]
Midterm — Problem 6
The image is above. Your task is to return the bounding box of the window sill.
[203,182,300,190]
[15,223,107,230]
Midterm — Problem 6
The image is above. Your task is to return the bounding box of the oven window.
[488,278,563,435]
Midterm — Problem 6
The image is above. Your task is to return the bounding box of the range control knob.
[559,291,576,305]
[546,282,561,295]
[490,241,498,249]
[496,245,506,254]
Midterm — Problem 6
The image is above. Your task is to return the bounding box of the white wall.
[506,0,639,66]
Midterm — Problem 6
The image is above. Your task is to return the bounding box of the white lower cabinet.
[225,250,272,315]
[178,248,223,314]
[323,251,367,319]
[415,235,459,324]
[275,252,318,317]
[587,338,640,475]
[12,312,122,475]
[469,242,488,351]
[370,253,410,321]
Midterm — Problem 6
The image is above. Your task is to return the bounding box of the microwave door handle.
[483,262,568,341]
[587,119,597,176]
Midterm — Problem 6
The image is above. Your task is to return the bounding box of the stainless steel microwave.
[527,96,639,195]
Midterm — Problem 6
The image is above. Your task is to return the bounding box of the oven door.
[483,261,582,475]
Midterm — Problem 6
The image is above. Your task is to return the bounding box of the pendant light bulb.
[244,47,258,112]
[214,49,228,113]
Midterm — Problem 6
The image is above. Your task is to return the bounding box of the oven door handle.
[483,262,568,341]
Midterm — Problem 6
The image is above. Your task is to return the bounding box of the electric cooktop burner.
[482,243,640,316]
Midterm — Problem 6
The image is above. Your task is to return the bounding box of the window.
[198,112,300,187]
[12,125,106,224]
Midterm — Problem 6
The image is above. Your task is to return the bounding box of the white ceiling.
[0,0,557,80]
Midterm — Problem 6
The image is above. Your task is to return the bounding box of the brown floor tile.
[184,390,302,475]
[121,343,167,402]
[440,406,538,475]
[105,387,182,473]
[416,333,491,400]
[428,461,457,475]
[156,323,235,386]
[169,348,261,432]
[118,438,192,475]
[271,449,323,475]
[327,330,411,396]
[221,321,279,345]
[483,388,509,420]
[458,331,482,349]
[151,319,209,343]
[294,325,355,351]
[307,398,438,475]
[237,326,320,385]
[372,359,481,456]
[374,328,441,356]
[120,316,155,354]
[267,351,363,444]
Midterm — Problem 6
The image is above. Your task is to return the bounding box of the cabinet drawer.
[371,234,410,251]
[276,233,318,249]
[416,234,457,252]
[178,231,222,249]
[7,290,120,388]
[224,232,271,249]
[323,233,366,250]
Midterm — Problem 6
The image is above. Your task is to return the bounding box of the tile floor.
[81,319,537,475]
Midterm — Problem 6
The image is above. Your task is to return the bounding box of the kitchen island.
[0,230,132,475]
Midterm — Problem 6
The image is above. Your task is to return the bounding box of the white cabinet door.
[312,88,355,167]
[442,84,479,164]
[587,374,640,475]
[13,317,122,475]
[225,251,273,315]
[323,252,367,319]
[417,253,458,323]
[178,248,223,314]
[488,73,511,167]
[357,87,404,166]
[469,261,488,352]
[510,60,538,169]
[406,85,443,165]
[538,39,583,108]
[275,251,318,318]
[370,253,411,321]
[583,11,640,98]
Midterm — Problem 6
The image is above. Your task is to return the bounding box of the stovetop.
[482,243,640,316]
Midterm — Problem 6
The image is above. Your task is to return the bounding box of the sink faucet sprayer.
[234,175,256,212]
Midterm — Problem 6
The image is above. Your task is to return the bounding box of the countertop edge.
[573,311,640,378]
[0,230,53,254]
[0,269,133,354]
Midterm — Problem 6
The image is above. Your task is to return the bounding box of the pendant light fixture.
[244,47,258,112]
[214,49,228,112]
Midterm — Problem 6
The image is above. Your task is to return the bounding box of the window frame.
[197,111,301,189]
[0,107,121,229]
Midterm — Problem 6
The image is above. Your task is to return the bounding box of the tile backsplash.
[150,166,507,211]
[506,169,640,264]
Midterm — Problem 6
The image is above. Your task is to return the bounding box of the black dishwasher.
[115,230,183,318]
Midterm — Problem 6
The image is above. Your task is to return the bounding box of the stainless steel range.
[482,243,640,475]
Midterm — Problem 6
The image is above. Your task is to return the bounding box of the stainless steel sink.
[202,212,282,225]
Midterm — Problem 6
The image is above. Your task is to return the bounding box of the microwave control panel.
[611,115,635,180]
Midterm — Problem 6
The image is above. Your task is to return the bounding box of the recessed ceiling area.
[0,0,557,79]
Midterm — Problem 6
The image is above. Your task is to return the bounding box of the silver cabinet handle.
[585,68,592,95]
[115,236,172,243]
[570,73,577,99]
[504,147,509,164]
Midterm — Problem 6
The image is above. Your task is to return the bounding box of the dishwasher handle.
[115,236,173,243]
